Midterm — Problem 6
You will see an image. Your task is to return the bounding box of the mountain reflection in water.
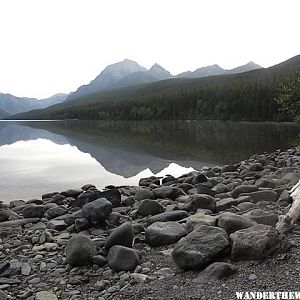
[0,120,299,202]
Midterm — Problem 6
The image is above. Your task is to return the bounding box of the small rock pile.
[0,147,300,299]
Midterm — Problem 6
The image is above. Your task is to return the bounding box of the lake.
[0,120,299,202]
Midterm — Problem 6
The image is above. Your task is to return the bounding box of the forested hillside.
[11,55,300,121]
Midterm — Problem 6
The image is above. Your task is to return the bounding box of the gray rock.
[74,218,90,231]
[70,191,96,208]
[242,209,278,226]
[105,222,133,250]
[230,224,288,260]
[137,200,164,216]
[47,206,67,219]
[0,209,18,222]
[240,190,279,203]
[0,290,7,300]
[172,225,229,270]
[187,194,216,212]
[22,205,46,218]
[196,184,216,197]
[153,186,185,199]
[93,255,107,267]
[96,189,121,207]
[185,212,217,233]
[65,235,96,266]
[61,189,82,198]
[139,176,160,187]
[216,198,238,212]
[47,219,67,231]
[147,210,189,225]
[232,185,258,198]
[135,188,154,201]
[236,202,257,212]
[217,212,257,235]
[21,262,31,276]
[35,291,58,300]
[145,221,186,246]
[194,262,238,282]
[108,245,140,271]
[82,198,112,222]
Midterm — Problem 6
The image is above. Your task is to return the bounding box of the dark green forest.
[11,55,300,121]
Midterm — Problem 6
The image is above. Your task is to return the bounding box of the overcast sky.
[0,0,299,99]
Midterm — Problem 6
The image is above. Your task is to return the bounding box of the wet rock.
[192,173,208,184]
[137,200,164,216]
[230,224,288,261]
[105,221,133,250]
[65,235,96,266]
[0,210,18,222]
[74,218,90,231]
[82,198,112,222]
[145,221,186,246]
[217,212,257,235]
[172,225,229,270]
[108,245,140,271]
[70,191,96,208]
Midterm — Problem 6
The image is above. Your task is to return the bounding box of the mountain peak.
[150,63,165,71]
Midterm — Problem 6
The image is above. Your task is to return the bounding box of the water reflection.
[0,120,299,201]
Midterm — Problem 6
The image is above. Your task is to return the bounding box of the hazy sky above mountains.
[0,0,299,99]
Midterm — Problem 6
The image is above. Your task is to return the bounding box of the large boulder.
[65,235,96,266]
[82,198,112,222]
[147,210,189,225]
[230,224,288,261]
[186,194,216,212]
[22,205,46,218]
[137,200,164,216]
[0,210,18,222]
[172,225,229,270]
[108,245,140,271]
[145,221,186,246]
[105,222,133,250]
[217,212,257,235]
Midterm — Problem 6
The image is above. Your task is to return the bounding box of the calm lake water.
[0,120,299,202]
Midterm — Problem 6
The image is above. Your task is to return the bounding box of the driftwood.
[276,179,300,233]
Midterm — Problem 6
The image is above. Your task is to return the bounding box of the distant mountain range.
[66,59,262,101]
[0,59,262,118]
[0,93,68,116]
[176,62,262,78]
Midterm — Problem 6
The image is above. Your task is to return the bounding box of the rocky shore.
[1,147,300,300]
